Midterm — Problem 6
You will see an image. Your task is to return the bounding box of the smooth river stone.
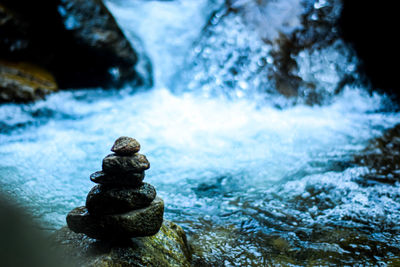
[90,171,145,186]
[86,183,156,215]
[66,197,164,240]
[111,136,140,155]
[102,153,150,174]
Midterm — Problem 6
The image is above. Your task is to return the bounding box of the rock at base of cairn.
[67,197,164,240]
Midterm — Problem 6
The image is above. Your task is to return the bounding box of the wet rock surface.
[89,171,145,186]
[67,197,164,240]
[111,136,141,155]
[86,183,156,215]
[55,0,141,87]
[180,0,358,107]
[53,220,191,267]
[102,153,150,174]
[66,137,163,241]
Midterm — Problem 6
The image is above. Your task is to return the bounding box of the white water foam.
[0,85,398,227]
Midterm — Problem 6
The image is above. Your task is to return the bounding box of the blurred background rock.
[0,0,151,103]
[0,192,71,267]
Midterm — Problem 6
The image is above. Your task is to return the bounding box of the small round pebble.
[111,136,140,155]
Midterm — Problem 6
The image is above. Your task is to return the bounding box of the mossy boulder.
[52,220,192,267]
[0,60,58,102]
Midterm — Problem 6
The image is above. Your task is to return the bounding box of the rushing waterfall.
[1,0,400,265]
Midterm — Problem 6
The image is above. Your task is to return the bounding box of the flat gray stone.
[102,153,150,174]
[67,197,164,240]
[86,183,156,215]
[90,171,145,186]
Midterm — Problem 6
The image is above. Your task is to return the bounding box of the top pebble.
[111,136,141,155]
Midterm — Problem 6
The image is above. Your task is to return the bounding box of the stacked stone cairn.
[66,137,164,241]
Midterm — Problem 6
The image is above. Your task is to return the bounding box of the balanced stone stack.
[66,137,164,240]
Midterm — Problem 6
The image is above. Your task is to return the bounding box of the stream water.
[1,0,400,265]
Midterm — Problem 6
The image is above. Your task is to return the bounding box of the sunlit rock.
[0,60,58,103]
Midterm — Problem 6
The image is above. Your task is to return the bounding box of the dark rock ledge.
[0,0,151,103]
